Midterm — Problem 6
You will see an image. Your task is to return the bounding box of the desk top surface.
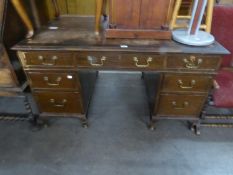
[13,16,229,55]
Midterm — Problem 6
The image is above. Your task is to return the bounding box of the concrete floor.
[0,72,233,175]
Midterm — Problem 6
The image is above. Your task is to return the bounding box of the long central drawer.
[76,52,164,70]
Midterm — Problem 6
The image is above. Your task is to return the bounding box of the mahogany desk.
[12,16,228,134]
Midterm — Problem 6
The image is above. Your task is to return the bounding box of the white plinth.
[172,29,215,46]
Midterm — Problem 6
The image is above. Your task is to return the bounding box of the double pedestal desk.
[13,17,228,134]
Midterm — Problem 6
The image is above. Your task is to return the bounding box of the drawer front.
[157,94,206,117]
[167,55,221,70]
[27,72,79,90]
[20,52,74,67]
[162,74,212,93]
[120,54,164,70]
[76,52,164,70]
[34,91,84,114]
[76,52,120,68]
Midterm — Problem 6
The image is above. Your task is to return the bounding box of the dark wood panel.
[109,0,141,29]
[139,0,174,29]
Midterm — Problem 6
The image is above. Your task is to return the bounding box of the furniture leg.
[11,0,34,39]
[190,120,201,135]
[148,119,157,131]
[51,0,60,18]
[81,118,89,128]
[95,0,104,35]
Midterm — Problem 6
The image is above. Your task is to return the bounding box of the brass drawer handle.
[183,56,203,69]
[50,99,67,108]
[87,56,106,67]
[133,57,152,68]
[38,55,58,66]
[172,101,189,110]
[177,79,196,89]
[43,76,62,86]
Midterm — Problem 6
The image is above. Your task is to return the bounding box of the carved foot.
[148,122,156,131]
[81,119,89,128]
[190,122,201,136]
[28,115,50,131]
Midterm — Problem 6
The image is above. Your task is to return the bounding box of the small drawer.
[157,94,206,117]
[162,74,212,93]
[27,71,79,90]
[76,52,120,68]
[20,52,74,67]
[120,54,164,70]
[34,91,84,114]
[167,55,221,70]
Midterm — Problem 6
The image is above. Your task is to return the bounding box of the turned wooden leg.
[206,0,214,33]
[95,0,104,35]
[11,0,34,39]
[52,0,60,18]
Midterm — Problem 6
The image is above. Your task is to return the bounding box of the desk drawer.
[167,55,221,70]
[76,52,164,70]
[157,94,205,117]
[21,52,74,67]
[120,54,164,70]
[34,91,84,114]
[76,52,120,68]
[162,74,212,93]
[27,72,79,90]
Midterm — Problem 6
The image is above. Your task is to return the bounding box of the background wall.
[45,0,96,19]
[44,0,233,20]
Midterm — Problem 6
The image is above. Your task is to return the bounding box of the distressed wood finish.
[13,16,229,131]
[34,91,84,114]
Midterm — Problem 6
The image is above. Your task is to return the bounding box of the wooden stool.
[170,0,214,33]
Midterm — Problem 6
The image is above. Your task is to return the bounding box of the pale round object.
[172,29,215,46]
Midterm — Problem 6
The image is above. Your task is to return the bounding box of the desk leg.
[95,0,104,35]
[52,0,60,18]
[148,119,157,131]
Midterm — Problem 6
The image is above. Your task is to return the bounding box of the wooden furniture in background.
[96,0,175,39]
[170,0,215,33]
[0,0,33,120]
